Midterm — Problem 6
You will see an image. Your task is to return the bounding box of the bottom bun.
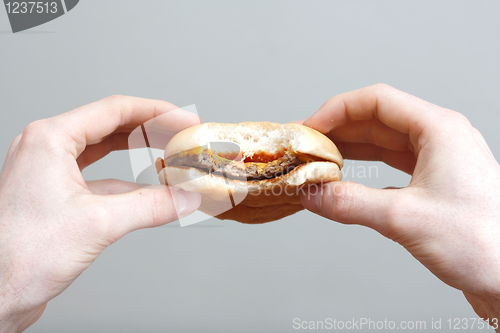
[203,199,304,224]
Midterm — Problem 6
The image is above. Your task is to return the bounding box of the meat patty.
[166,150,304,180]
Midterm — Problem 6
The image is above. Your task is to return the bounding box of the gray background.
[1,0,499,332]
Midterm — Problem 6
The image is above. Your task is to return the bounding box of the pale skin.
[299,84,500,329]
[0,96,202,332]
[0,85,499,331]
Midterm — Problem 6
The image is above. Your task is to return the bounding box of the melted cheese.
[244,162,268,172]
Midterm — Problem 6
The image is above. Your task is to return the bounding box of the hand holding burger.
[299,84,500,328]
[0,96,201,331]
[1,86,500,332]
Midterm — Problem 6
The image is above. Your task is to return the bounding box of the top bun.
[164,122,343,168]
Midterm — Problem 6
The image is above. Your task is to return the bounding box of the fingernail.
[174,189,201,217]
[314,189,323,211]
[303,115,313,126]
[300,185,323,212]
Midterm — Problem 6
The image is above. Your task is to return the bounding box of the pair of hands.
[1,84,499,331]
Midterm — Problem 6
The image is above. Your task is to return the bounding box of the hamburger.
[156,122,343,224]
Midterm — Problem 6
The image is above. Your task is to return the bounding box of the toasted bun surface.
[164,122,343,168]
[160,122,343,224]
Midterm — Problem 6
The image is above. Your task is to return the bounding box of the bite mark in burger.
[156,122,343,224]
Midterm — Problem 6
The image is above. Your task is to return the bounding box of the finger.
[142,108,202,149]
[335,142,417,174]
[52,95,200,158]
[303,84,443,155]
[86,179,142,195]
[300,181,400,239]
[77,127,185,170]
[326,119,413,152]
[100,187,201,243]
[77,133,130,170]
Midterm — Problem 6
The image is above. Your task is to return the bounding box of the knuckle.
[325,182,354,221]
[9,133,23,149]
[383,196,405,237]
[374,82,395,93]
[21,119,60,149]
[438,110,472,135]
[23,119,49,137]
[85,204,116,243]
[382,194,421,242]
[332,196,351,221]
[149,189,174,227]
[103,95,128,108]
[105,94,125,101]
[101,95,131,117]
[450,111,472,127]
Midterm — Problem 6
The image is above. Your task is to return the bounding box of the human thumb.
[300,181,399,237]
[101,186,201,242]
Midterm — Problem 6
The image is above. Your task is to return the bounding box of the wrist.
[0,281,45,332]
[463,291,500,331]
[0,302,45,333]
